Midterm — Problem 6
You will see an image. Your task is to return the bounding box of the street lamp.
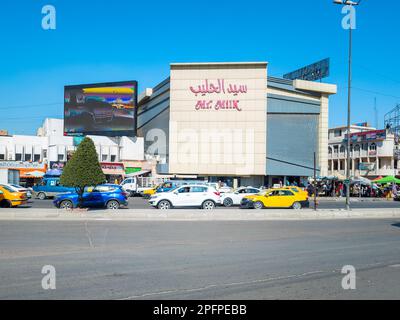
[333,0,361,210]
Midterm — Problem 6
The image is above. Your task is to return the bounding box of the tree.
[60,137,105,207]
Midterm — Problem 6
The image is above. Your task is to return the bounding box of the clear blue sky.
[0,0,399,134]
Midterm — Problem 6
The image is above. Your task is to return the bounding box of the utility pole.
[333,0,361,210]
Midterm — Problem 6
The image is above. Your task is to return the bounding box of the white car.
[149,185,221,209]
[220,186,261,207]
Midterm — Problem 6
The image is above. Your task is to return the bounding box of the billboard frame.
[64,80,138,137]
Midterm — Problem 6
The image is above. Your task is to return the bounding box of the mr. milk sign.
[189,79,247,111]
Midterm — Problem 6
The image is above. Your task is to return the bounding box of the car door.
[274,190,296,207]
[263,190,281,207]
[83,186,105,207]
[189,186,208,206]
[172,186,192,206]
[240,188,259,204]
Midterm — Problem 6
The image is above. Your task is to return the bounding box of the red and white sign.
[189,79,248,112]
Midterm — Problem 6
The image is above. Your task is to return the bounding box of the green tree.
[60,137,105,207]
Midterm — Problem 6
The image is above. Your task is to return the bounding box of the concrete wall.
[169,62,268,176]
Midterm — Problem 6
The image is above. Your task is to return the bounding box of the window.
[43,150,47,158]
[248,188,259,193]
[334,129,342,137]
[34,154,40,162]
[102,154,108,161]
[191,186,207,192]
[110,155,116,162]
[278,190,294,196]
[178,186,191,193]
[362,143,368,151]
[340,146,345,154]
[370,143,376,151]
[24,154,31,161]
[15,153,22,161]
[328,147,332,155]
[58,154,64,161]
[0,154,4,160]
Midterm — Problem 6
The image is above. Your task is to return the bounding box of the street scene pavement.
[19,196,400,210]
[1,218,400,299]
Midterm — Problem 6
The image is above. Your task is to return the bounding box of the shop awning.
[102,168,126,176]
[125,170,150,177]
[20,169,46,178]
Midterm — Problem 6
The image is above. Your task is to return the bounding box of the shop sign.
[101,162,124,170]
[189,79,247,112]
[0,161,46,169]
[345,129,386,142]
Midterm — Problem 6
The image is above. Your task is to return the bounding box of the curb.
[1,208,400,221]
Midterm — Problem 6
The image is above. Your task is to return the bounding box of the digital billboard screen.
[64,81,138,136]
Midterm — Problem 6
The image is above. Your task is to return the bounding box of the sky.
[0,0,399,135]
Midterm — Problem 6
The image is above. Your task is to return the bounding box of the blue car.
[53,184,129,210]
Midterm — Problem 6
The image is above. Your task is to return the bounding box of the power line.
[0,102,62,111]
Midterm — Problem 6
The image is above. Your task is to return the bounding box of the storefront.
[136,61,337,187]
[100,162,125,184]
[0,161,47,187]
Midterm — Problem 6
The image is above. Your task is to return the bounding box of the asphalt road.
[21,196,400,210]
[1,219,400,299]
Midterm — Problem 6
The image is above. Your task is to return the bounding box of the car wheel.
[38,192,46,200]
[0,200,11,208]
[106,200,120,210]
[292,202,302,210]
[157,200,172,210]
[223,197,233,207]
[59,200,73,210]
[202,200,215,210]
[253,201,264,210]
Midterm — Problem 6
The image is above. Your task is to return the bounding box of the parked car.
[240,188,309,210]
[9,184,32,199]
[53,184,129,210]
[155,180,207,194]
[120,176,153,196]
[0,184,28,208]
[33,177,75,200]
[141,184,162,199]
[220,186,261,206]
[149,185,221,209]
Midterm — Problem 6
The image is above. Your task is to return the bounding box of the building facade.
[0,118,145,185]
[328,124,400,178]
[137,62,337,187]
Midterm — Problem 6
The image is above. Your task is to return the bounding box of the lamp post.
[333,0,361,210]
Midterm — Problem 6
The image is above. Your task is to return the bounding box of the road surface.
[1,218,400,299]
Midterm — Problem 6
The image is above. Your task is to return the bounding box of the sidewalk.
[317,197,394,202]
[1,208,400,221]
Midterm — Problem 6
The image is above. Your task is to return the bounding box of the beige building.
[328,124,399,178]
[137,61,337,187]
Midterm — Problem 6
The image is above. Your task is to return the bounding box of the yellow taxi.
[282,186,309,199]
[142,184,161,199]
[0,184,28,208]
[240,187,309,210]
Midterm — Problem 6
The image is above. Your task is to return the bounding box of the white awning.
[57,145,65,154]
[0,145,6,154]
[15,145,23,153]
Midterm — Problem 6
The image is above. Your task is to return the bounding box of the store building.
[328,123,400,178]
[137,62,337,187]
[0,119,145,186]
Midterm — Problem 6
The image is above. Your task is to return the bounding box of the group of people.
[306,179,399,199]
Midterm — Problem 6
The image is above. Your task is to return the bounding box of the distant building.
[328,123,399,178]
[0,118,145,186]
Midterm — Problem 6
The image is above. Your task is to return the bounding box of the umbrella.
[46,169,62,176]
[351,176,372,185]
[373,176,400,184]
[24,170,45,178]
